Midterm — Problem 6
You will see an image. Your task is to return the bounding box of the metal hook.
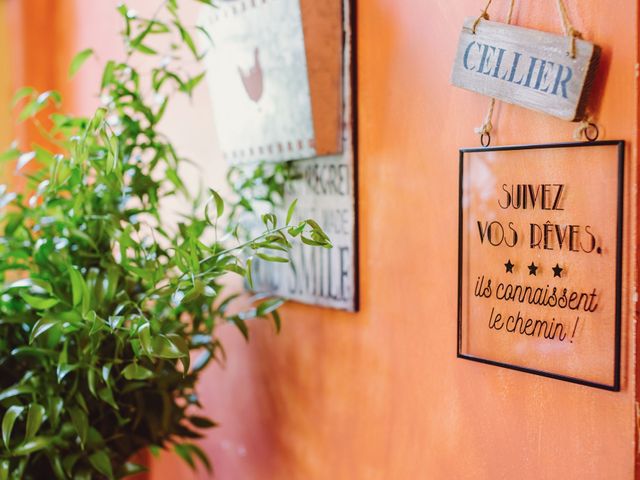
[584,122,599,142]
[480,132,491,147]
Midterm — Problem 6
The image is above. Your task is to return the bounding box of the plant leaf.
[0,386,34,402]
[229,316,249,341]
[16,151,36,172]
[12,436,53,456]
[174,444,195,470]
[195,25,214,46]
[256,297,285,317]
[122,363,154,380]
[121,462,147,477]
[134,43,157,55]
[174,443,211,473]
[29,317,58,344]
[166,333,189,372]
[188,416,217,429]
[286,199,297,225]
[25,403,45,441]
[0,148,20,163]
[173,21,199,58]
[209,188,224,217]
[138,323,152,356]
[2,405,24,448]
[68,266,85,306]
[68,407,88,449]
[69,48,94,77]
[272,310,282,333]
[88,450,114,480]
[20,293,59,310]
[186,443,212,474]
[12,86,35,106]
[151,335,185,359]
[101,60,116,90]
[256,252,288,263]
[246,258,254,289]
[6,278,52,295]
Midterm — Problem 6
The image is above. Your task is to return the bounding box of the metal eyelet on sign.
[584,122,599,142]
[480,132,491,147]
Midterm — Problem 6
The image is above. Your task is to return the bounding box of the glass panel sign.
[458,141,624,390]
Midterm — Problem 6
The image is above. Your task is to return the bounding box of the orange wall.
[23,0,640,478]
[0,1,13,151]
[148,1,639,478]
[4,0,75,188]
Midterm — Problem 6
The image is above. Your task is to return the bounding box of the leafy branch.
[0,1,330,478]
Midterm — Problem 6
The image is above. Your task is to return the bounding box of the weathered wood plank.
[451,17,600,121]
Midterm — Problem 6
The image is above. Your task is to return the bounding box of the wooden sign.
[451,17,600,121]
[458,141,624,390]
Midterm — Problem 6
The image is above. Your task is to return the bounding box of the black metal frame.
[457,140,625,391]
[349,0,360,312]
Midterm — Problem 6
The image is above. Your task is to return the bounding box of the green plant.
[226,161,297,239]
[0,1,331,478]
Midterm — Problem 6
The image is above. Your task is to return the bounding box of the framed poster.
[249,0,358,311]
[458,141,624,390]
[209,0,359,311]
[199,0,316,163]
[199,0,347,164]
[251,154,357,311]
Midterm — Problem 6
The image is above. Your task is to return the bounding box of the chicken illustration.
[238,47,263,103]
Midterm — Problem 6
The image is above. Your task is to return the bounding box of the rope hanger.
[472,0,581,57]
[471,0,597,146]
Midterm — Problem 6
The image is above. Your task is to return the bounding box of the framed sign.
[251,155,357,311]
[458,141,624,390]
[234,0,359,311]
[199,0,316,163]
[199,0,346,163]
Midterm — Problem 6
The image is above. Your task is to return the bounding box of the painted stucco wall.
[18,0,640,478]
[0,1,13,151]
